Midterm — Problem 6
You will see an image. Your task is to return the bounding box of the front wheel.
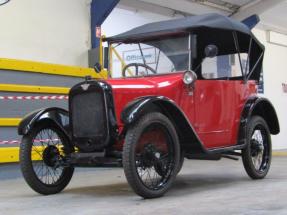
[20,121,74,195]
[242,116,272,179]
[123,112,180,198]
[177,151,185,174]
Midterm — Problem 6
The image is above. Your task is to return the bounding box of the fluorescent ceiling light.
[268,31,287,47]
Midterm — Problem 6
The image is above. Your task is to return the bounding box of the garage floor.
[0,157,287,215]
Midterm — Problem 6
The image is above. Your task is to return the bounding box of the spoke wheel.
[136,125,173,189]
[242,116,272,179]
[123,112,180,198]
[20,121,74,195]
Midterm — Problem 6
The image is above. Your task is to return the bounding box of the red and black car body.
[18,13,280,198]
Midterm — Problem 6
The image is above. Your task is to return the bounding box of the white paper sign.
[123,48,156,64]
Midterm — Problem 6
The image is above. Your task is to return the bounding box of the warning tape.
[0,139,59,145]
[0,95,68,100]
[0,140,20,145]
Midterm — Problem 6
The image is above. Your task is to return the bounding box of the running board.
[221,155,239,161]
[185,153,221,160]
[185,153,240,161]
[205,144,246,154]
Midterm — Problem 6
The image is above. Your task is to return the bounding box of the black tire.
[123,112,180,198]
[177,151,185,174]
[242,116,272,179]
[20,121,74,195]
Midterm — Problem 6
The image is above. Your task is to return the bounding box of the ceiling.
[118,0,287,34]
[260,1,287,33]
[185,0,256,13]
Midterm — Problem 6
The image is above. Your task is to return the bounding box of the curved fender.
[121,96,161,125]
[18,107,70,137]
[121,96,206,153]
[238,96,280,144]
[249,97,280,134]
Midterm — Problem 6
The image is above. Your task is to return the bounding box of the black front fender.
[121,96,163,125]
[121,96,206,154]
[18,107,70,137]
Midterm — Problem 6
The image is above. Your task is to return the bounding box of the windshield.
[108,36,190,77]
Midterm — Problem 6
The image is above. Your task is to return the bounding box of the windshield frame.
[107,33,196,78]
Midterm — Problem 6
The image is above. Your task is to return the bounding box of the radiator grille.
[72,91,105,137]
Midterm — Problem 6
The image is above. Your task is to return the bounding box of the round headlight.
[183,71,196,85]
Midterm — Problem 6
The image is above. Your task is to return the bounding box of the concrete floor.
[0,157,287,215]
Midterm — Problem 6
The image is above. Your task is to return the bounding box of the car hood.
[105,73,184,93]
[106,77,156,91]
[103,73,185,127]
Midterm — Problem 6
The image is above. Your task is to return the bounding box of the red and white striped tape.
[0,140,20,145]
[0,95,68,100]
[0,139,59,145]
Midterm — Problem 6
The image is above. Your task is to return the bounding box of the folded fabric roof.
[105,13,254,43]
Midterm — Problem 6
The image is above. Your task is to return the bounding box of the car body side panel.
[193,80,257,149]
[106,73,256,151]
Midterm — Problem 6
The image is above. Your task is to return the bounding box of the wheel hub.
[42,145,60,167]
[142,144,160,167]
[141,143,169,176]
[251,139,263,157]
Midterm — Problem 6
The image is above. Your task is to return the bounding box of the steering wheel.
[122,63,157,77]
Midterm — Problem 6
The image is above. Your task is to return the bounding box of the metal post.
[188,33,192,71]
[108,43,112,77]
[188,33,197,71]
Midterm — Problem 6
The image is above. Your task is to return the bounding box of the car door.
[193,54,247,149]
[194,80,239,149]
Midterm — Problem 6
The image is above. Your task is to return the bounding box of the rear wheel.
[123,112,180,198]
[242,116,272,179]
[20,121,74,195]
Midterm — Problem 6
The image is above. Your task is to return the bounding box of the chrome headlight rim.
[183,70,197,85]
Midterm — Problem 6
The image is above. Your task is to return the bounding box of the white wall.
[102,8,181,38]
[0,0,91,67]
[253,29,287,150]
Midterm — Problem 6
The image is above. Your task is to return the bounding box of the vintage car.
[18,13,280,198]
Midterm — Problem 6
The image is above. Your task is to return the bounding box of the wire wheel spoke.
[31,128,65,185]
[251,127,268,172]
[135,124,175,190]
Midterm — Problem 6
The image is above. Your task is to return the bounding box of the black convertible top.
[105,13,264,81]
[105,13,259,44]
